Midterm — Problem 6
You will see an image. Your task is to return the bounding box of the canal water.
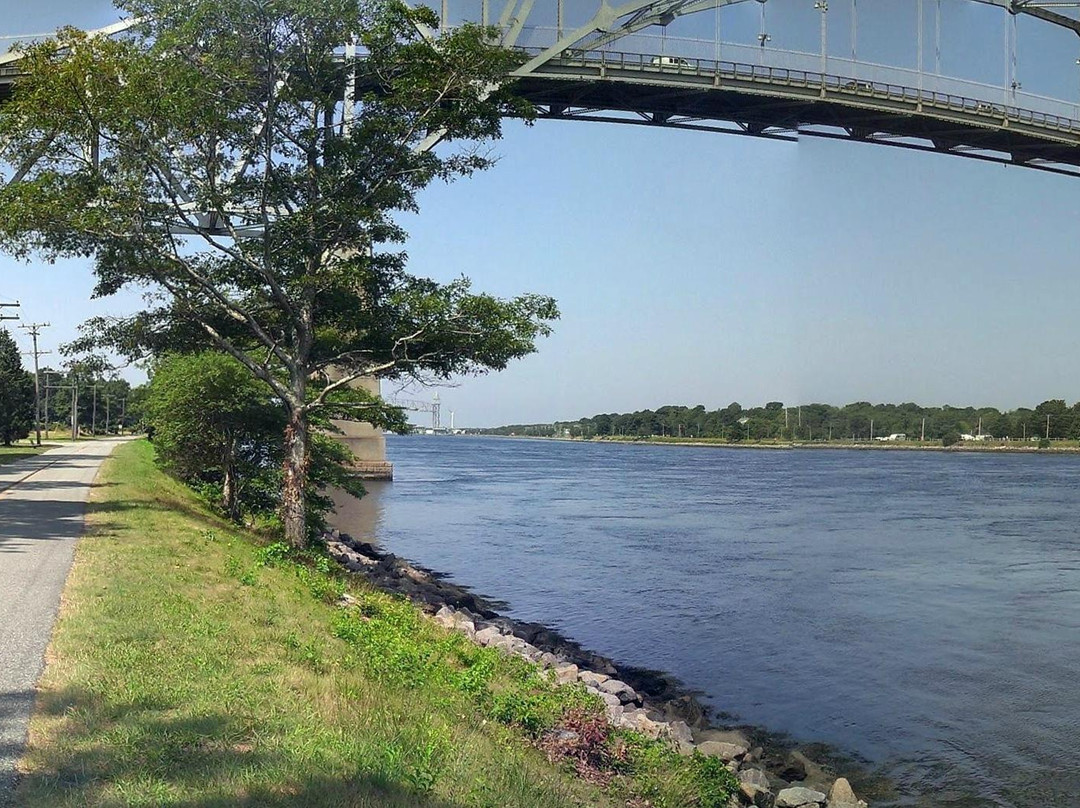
[330,436,1080,807]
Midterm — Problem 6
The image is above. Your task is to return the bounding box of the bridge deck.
[5,45,1080,176]
[514,50,1080,176]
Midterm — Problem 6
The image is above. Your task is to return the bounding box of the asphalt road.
[0,439,124,807]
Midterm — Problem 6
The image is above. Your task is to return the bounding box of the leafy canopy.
[0,0,557,543]
[0,0,556,413]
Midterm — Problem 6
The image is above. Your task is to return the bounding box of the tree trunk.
[282,406,310,548]
[222,437,240,522]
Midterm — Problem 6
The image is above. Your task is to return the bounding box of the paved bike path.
[0,440,124,806]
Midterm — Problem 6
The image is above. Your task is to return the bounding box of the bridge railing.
[514,27,1080,134]
[517,41,1080,137]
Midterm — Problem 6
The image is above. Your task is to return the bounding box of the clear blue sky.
[3,1,1080,427]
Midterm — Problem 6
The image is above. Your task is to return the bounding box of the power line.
[0,300,20,322]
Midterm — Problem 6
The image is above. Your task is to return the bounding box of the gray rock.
[604,703,624,721]
[433,605,456,627]
[615,708,665,739]
[740,779,776,808]
[578,671,610,687]
[474,626,501,646]
[597,691,622,708]
[695,728,751,747]
[335,593,361,608]
[698,741,749,761]
[826,778,865,807]
[539,652,561,667]
[664,720,694,745]
[776,786,827,807]
[739,768,772,791]
[549,729,580,744]
[553,663,579,683]
[451,613,476,637]
[598,678,638,702]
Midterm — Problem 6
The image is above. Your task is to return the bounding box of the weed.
[256,541,291,567]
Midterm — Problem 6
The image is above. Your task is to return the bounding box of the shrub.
[942,432,961,447]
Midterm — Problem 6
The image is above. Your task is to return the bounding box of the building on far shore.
[875,433,907,442]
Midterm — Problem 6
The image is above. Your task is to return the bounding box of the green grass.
[17,441,735,808]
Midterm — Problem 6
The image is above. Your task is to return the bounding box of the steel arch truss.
[511,0,1080,80]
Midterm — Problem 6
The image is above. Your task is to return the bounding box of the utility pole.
[0,301,20,321]
[870,419,874,442]
[1046,414,1051,441]
[92,384,98,435]
[921,417,926,442]
[70,374,79,440]
[43,371,52,439]
[18,322,50,446]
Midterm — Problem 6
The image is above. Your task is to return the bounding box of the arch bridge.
[4,2,1080,175]
[454,0,1080,176]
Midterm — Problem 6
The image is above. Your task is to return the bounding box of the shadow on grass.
[19,685,470,808]
[0,451,44,466]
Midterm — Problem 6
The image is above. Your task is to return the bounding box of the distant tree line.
[0,328,34,445]
[481,399,1080,443]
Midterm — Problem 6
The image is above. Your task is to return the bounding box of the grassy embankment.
[18,440,732,808]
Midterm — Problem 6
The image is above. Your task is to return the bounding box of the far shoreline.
[460,434,1080,454]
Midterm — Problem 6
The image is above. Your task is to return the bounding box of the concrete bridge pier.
[329,376,393,480]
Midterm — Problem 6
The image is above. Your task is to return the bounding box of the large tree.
[0,0,556,545]
[0,329,34,446]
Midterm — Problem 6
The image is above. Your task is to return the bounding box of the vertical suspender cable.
[1004,9,1010,102]
[715,0,721,64]
[1011,13,1018,99]
[917,0,923,91]
[556,0,562,40]
[851,0,857,63]
[758,1,767,64]
[935,0,941,74]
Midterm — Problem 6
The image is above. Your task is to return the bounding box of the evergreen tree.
[0,328,34,445]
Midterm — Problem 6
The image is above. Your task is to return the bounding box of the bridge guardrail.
[517,45,1080,137]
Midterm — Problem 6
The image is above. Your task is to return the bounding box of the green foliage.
[942,432,961,447]
[0,0,558,546]
[145,352,283,518]
[0,329,34,445]
[687,753,741,808]
[486,398,1080,445]
[1039,437,1052,449]
[615,733,738,807]
[144,351,378,535]
[256,541,292,567]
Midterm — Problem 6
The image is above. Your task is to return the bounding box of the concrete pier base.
[330,376,393,480]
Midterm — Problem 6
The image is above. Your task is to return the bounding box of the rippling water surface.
[331,436,1080,807]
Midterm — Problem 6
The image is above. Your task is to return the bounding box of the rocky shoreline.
[322,529,871,808]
